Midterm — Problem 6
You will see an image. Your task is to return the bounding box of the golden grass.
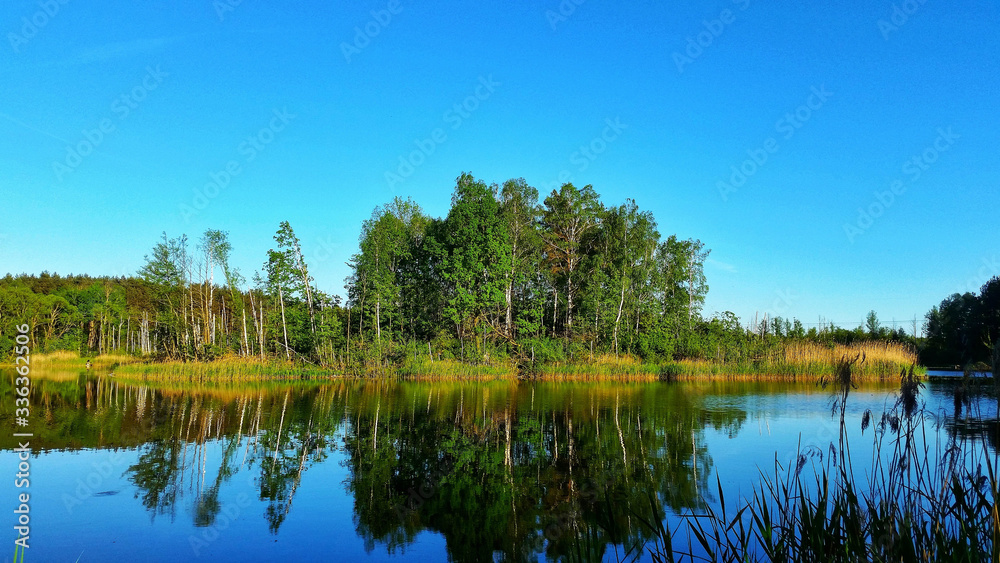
[114,355,338,382]
[22,341,923,384]
[530,353,660,381]
[398,358,517,380]
[675,340,922,381]
[32,351,138,370]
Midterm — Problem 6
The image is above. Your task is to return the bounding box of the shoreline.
[25,350,929,383]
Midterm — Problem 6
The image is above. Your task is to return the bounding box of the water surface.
[1,372,996,562]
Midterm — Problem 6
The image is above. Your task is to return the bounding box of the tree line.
[2,173,970,371]
[921,276,1000,368]
[346,174,711,365]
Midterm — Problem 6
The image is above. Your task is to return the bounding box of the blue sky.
[1,0,997,334]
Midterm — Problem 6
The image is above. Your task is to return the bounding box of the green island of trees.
[1,173,997,380]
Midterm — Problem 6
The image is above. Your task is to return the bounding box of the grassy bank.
[397,357,517,380]
[25,341,922,382]
[527,341,920,382]
[32,350,139,371]
[671,341,923,381]
[114,356,336,382]
[530,353,660,381]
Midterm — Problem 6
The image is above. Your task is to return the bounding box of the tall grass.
[628,358,999,562]
[114,355,335,382]
[397,357,517,380]
[533,353,660,381]
[674,341,922,382]
[32,350,138,371]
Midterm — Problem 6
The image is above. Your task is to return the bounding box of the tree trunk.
[613,275,626,355]
[278,286,290,361]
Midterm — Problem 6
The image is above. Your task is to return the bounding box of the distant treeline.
[921,276,1000,368]
[2,173,980,372]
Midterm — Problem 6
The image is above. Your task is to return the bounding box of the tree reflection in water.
[12,375,859,561]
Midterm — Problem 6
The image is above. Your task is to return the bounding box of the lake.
[2,372,997,562]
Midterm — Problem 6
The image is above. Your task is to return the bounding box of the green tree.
[499,178,542,341]
[433,173,512,358]
[274,222,315,334]
[541,183,601,336]
[138,233,190,357]
[865,310,880,338]
[264,248,295,360]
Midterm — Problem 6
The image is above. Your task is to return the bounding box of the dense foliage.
[921,276,1000,367]
[0,174,944,371]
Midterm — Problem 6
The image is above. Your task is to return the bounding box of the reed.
[32,351,138,371]
[531,353,660,381]
[114,355,336,382]
[627,362,998,562]
[674,341,922,382]
[397,357,517,380]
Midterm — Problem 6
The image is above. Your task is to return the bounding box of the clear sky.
[1,0,997,334]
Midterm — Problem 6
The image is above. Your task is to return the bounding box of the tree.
[139,233,190,357]
[274,222,316,334]
[433,173,512,357]
[654,236,709,347]
[923,293,979,366]
[264,249,295,360]
[348,201,415,344]
[865,310,880,338]
[499,178,541,340]
[541,183,601,336]
[595,199,658,354]
[198,229,232,348]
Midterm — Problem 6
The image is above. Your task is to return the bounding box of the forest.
[0,174,993,374]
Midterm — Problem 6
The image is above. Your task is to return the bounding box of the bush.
[521,337,566,364]
[657,362,682,381]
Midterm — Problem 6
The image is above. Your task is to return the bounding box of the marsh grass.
[31,350,139,380]
[623,359,999,562]
[674,341,922,382]
[114,355,335,382]
[397,357,517,380]
[32,341,921,383]
[533,354,661,381]
[33,350,133,369]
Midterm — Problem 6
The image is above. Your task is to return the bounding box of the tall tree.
[274,222,316,334]
[541,183,601,336]
[499,178,541,340]
[599,200,658,354]
[138,233,190,357]
[264,249,295,360]
[433,173,512,356]
[350,205,407,344]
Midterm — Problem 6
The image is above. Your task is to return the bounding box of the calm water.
[1,372,997,562]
